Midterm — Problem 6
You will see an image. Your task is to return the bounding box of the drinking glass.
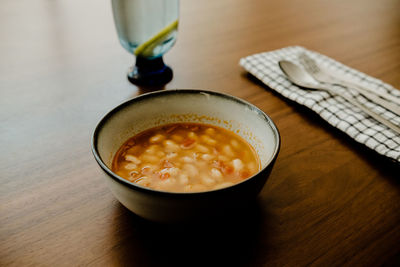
[112,0,179,86]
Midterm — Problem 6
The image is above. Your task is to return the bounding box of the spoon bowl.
[278,60,319,89]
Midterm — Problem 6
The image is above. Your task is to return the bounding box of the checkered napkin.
[239,46,400,163]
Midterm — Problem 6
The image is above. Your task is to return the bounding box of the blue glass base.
[127,56,173,86]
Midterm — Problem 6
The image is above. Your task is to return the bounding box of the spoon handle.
[353,87,400,116]
[336,79,400,106]
[319,79,400,116]
[320,85,400,134]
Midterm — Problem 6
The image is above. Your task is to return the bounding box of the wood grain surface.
[1,0,400,266]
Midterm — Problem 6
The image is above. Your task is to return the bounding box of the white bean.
[145,144,160,154]
[222,145,235,157]
[124,163,137,170]
[230,139,240,149]
[179,174,189,185]
[183,164,199,177]
[201,135,217,146]
[205,127,216,135]
[125,155,141,165]
[163,140,180,153]
[217,155,230,162]
[210,168,223,182]
[188,131,198,139]
[140,154,160,164]
[196,144,209,153]
[182,156,195,163]
[159,167,179,180]
[166,152,178,159]
[168,167,180,177]
[201,176,216,186]
[150,134,165,143]
[232,158,244,171]
[201,153,214,161]
[160,177,177,186]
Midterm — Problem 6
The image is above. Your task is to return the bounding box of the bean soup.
[112,123,260,192]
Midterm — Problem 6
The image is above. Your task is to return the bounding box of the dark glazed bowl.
[92,89,280,222]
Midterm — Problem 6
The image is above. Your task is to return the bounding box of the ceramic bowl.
[92,89,280,222]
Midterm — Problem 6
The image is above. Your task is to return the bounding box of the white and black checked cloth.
[240,46,400,163]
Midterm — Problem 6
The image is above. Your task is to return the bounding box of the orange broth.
[112,123,261,192]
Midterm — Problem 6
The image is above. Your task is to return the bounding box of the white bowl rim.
[91,89,281,196]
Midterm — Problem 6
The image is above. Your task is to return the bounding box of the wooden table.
[1,0,399,266]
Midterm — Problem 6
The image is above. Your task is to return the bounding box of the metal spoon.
[278,60,400,134]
